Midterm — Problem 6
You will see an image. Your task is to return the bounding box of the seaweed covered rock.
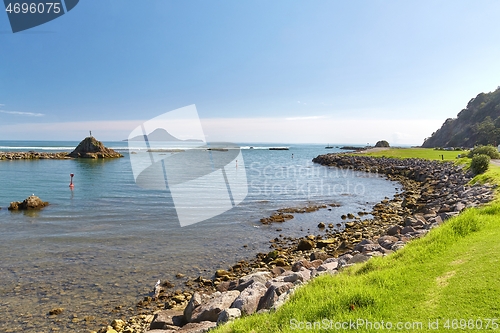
[68,136,123,159]
[9,195,49,210]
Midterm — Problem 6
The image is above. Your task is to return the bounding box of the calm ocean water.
[0,141,400,332]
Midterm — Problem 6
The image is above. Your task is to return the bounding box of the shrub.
[470,154,490,175]
[468,145,500,159]
[375,140,390,147]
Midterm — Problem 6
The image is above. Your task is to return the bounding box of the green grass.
[214,155,500,333]
[359,148,466,161]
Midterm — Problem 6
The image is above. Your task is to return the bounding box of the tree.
[375,140,390,147]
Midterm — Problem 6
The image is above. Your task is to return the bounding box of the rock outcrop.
[0,152,70,160]
[68,137,123,159]
[9,195,49,210]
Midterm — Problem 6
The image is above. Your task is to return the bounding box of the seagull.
[153,279,161,300]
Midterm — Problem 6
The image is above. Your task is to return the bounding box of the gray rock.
[282,272,303,283]
[323,257,338,264]
[377,235,398,249]
[177,321,217,333]
[309,259,324,268]
[184,292,203,323]
[353,239,374,252]
[257,282,293,310]
[291,259,311,272]
[386,225,401,236]
[297,267,311,282]
[401,226,415,234]
[317,261,338,272]
[428,215,443,225]
[190,290,240,323]
[310,251,329,261]
[411,220,425,228]
[358,243,383,254]
[391,241,406,251]
[454,202,465,212]
[231,282,267,315]
[217,308,241,325]
[236,271,272,292]
[347,254,370,264]
[150,309,185,330]
[404,216,417,227]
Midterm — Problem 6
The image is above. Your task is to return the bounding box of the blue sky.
[1,0,500,144]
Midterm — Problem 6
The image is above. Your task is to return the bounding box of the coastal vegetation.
[468,145,500,159]
[422,86,500,148]
[374,140,390,148]
[213,150,500,333]
[470,154,491,175]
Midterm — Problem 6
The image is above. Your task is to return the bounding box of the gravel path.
[491,159,500,167]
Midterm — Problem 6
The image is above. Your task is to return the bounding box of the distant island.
[127,128,203,142]
[422,86,500,148]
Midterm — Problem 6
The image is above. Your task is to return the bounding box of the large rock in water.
[9,195,49,210]
[68,137,123,159]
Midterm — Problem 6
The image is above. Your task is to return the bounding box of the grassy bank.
[214,150,500,333]
[359,147,465,161]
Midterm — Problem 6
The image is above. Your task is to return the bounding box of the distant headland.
[126,128,203,142]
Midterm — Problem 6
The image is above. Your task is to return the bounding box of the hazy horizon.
[2,1,500,144]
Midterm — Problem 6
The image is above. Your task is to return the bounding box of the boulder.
[217,308,241,325]
[386,225,401,236]
[189,290,240,323]
[177,321,217,333]
[9,195,48,210]
[183,292,203,322]
[150,309,186,330]
[377,235,398,249]
[347,254,370,264]
[309,251,329,261]
[68,136,123,159]
[257,282,294,311]
[317,261,338,272]
[391,241,406,251]
[231,281,267,315]
[291,259,312,272]
[236,271,272,292]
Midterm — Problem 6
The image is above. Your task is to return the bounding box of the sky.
[1,0,500,144]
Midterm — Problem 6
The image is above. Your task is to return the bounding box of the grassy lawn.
[214,154,500,333]
[359,148,466,161]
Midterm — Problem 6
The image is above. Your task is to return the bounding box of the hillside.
[422,87,500,148]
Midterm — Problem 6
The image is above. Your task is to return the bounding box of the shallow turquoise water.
[0,141,400,332]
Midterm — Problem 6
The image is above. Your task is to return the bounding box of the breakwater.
[0,152,71,160]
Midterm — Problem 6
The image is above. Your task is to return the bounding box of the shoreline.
[91,153,495,333]
[0,151,72,160]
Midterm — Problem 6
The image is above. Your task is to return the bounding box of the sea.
[0,140,401,332]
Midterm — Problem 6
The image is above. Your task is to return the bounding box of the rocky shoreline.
[0,151,72,160]
[0,136,123,160]
[84,154,496,333]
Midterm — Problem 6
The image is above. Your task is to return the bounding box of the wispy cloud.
[0,110,44,117]
[286,115,328,121]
